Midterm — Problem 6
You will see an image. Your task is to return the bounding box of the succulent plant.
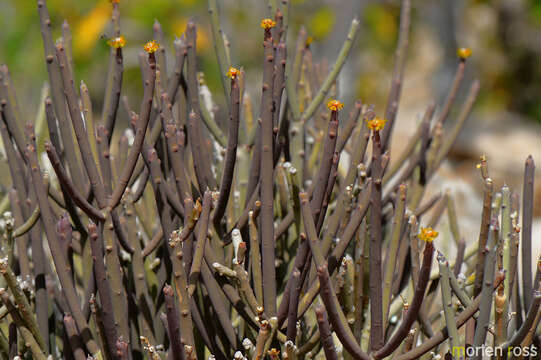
[0,0,539,359]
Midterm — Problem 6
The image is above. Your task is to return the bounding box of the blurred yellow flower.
[418,227,438,243]
[226,67,240,79]
[74,1,110,57]
[326,99,344,112]
[143,40,159,54]
[107,35,126,49]
[366,117,387,131]
[457,47,472,60]
[260,18,276,30]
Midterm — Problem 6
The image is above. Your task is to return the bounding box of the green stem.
[297,18,359,123]
[437,252,459,357]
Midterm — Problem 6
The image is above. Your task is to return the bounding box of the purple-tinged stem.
[45,142,105,222]
[369,127,384,351]
[374,240,434,359]
[260,24,277,317]
[522,155,535,311]
[163,285,185,360]
[213,74,240,228]
[88,222,119,359]
[315,305,338,360]
[109,51,156,210]
[25,124,100,356]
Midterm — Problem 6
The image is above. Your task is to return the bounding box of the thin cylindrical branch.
[311,107,339,224]
[37,0,86,194]
[12,203,40,238]
[369,127,384,351]
[208,0,232,102]
[433,80,480,170]
[381,0,410,149]
[0,66,26,157]
[0,259,46,352]
[0,289,47,360]
[109,51,156,210]
[522,155,535,311]
[213,74,240,227]
[88,222,118,359]
[382,183,406,323]
[396,271,505,360]
[24,124,100,356]
[260,24,277,317]
[249,210,263,306]
[63,314,86,360]
[437,252,459,354]
[298,18,359,122]
[374,240,435,359]
[161,94,191,203]
[45,142,105,222]
[474,176,493,296]
[315,305,338,360]
[286,266,301,342]
[300,191,370,360]
[8,190,31,281]
[55,41,107,207]
[102,45,124,143]
[185,21,217,191]
[502,290,541,350]
[163,285,185,360]
[336,100,362,153]
[472,219,498,353]
[188,190,212,296]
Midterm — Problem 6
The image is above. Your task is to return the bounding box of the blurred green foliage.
[1,0,540,124]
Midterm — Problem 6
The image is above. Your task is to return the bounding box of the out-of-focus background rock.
[1,0,540,265]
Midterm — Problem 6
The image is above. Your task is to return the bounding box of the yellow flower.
[226,67,240,79]
[418,227,438,243]
[326,99,344,112]
[110,0,120,3]
[260,18,276,30]
[107,35,126,49]
[143,40,160,54]
[268,348,280,359]
[366,117,387,131]
[457,47,472,60]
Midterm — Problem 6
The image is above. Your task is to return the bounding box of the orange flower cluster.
[366,117,387,131]
[226,67,240,79]
[326,99,344,112]
[260,18,276,30]
[107,35,126,49]
[143,40,159,54]
[418,227,439,243]
[457,47,472,60]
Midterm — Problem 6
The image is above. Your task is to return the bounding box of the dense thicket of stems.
[0,1,537,359]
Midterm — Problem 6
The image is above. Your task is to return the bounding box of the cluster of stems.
[0,0,539,359]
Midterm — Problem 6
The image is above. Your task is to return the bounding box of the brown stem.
[25,124,100,356]
[260,27,277,317]
[45,142,105,222]
[213,75,240,228]
[315,305,338,360]
[88,222,118,359]
[369,129,384,351]
[522,155,535,311]
[374,241,435,359]
[109,52,156,210]
[55,41,107,208]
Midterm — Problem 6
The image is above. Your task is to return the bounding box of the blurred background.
[1,0,541,247]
